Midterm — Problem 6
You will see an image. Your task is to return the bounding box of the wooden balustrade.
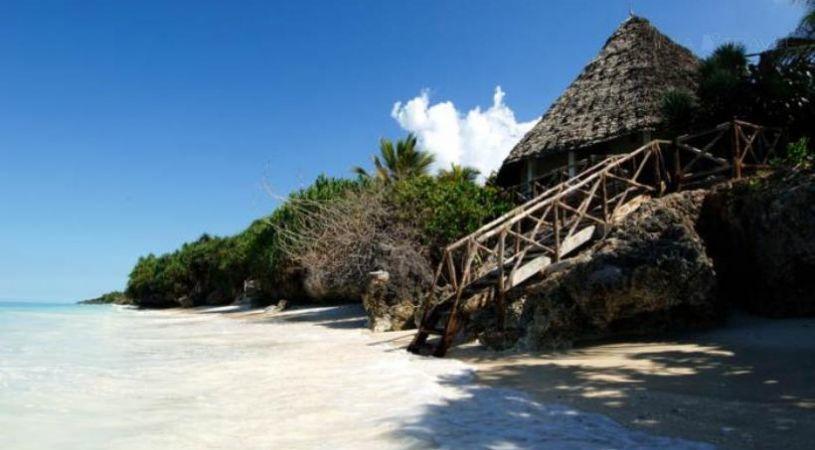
[408,120,783,357]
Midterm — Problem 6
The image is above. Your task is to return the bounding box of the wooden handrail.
[448,140,669,251]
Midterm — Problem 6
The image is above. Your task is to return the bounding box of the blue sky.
[0,0,804,302]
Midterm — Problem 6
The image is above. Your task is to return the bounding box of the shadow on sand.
[438,314,815,449]
[392,369,715,449]
[252,303,369,330]
[195,304,815,448]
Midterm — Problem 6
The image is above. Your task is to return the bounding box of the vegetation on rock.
[661,10,814,154]
[124,134,509,317]
[390,176,512,257]
[775,137,813,168]
[78,291,131,305]
[125,175,363,308]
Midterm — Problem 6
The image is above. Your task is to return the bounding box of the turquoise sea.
[0,302,150,448]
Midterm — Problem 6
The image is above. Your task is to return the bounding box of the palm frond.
[352,166,370,178]
[437,163,479,182]
[354,133,436,182]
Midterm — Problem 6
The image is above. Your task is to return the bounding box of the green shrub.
[673,38,813,145]
[125,174,364,307]
[123,170,513,307]
[773,137,813,168]
[660,89,698,136]
[78,291,131,305]
[697,43,752,125]
[389,176,512,258]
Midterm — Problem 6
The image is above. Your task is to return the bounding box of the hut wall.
[519,131,652,187]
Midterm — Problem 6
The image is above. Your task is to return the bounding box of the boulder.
[699,170,815,317]
[361,243,433,332]
[177,295,194,308]
[490,190,720,351]
[264,299,289,314]
[128,294,176,309]
[204,288,231,306]
[234,279,262,306]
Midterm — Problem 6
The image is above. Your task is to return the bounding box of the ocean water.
[0,302,712,450]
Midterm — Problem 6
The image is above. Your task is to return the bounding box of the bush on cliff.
[661,38,814,147]
[275,185,421,302]
[239,175,364,301]
[125,234,244,308]
[125,175,362,308]
[78,291,131,305]
[390,176,512,258]
[272,174,511,329]
[123,166,513,311]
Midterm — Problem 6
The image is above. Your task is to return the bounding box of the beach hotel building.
[496,16,701,189]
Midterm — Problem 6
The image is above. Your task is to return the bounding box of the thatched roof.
[504,16,700,164]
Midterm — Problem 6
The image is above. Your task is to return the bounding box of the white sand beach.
[452,314,815,449]
[1,303,714,449]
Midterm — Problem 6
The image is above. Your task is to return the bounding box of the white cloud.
[391,86,537,181]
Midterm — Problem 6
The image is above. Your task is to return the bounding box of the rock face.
[360,243,434,332]
[77,291,132,305]
[298,237,433,332]
[488,191,720,351]
[474,170,815,350]
[700,170,815,317]
[130,295,178,309]
[234,279,262,306]
[264,299,289,314]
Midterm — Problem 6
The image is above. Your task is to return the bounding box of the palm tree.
[437,164,480,183]
[750,1,815,139]
[660,88,698,136]
[697,43,752,124]
[353,134,435,182]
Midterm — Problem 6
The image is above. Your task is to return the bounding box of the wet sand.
[451,314,815,449]
[168,304,712,449]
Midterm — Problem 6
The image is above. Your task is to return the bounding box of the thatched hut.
[497,16,701,188]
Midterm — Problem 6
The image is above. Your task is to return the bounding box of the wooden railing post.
[553,199,561,262]
[652,144,662,193]
[514,220,521,254]
[601,172,609,226]
[496,229,507,331]
[732,119,742,179]
[446,252,458,293]
[671,137,681,192]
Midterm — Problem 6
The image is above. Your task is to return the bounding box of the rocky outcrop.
[234,279,262,306]
[360,243,434,332]
[127,294,176,309]
[77,291,132,305]
[480,190,721,351]
[264,299,289,314]
[699,170,815,317]
[297,237,432,331]
[474,169,815,350]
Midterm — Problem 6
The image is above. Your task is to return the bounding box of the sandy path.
[452,314,815,449]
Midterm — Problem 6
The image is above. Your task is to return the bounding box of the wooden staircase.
[407,120,783,357]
